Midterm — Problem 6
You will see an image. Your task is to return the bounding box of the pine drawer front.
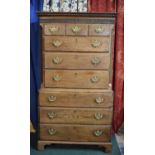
[89,24,113,36]
[43,36,110,52]
[40,124,111,142]
[39,107,113,125]
[44,70,109,89]
[39,89,113,108]
[44,52,110,70]
[66,24,88,36]
[44,24,65,35]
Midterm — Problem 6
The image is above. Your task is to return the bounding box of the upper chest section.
[38,13,116,37]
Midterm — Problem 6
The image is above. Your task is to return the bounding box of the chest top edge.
[37,12,116,24]
[37,12,117,18]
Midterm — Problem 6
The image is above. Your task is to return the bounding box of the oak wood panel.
[40,124,111,142]
[66,24,88,36]
[39,88,113,108]
[39,107,113,124]
[44,70,109,89]
[43,36,110,52]
[44,23,65,35]
[44,52,110,70]
[89,24,113,36]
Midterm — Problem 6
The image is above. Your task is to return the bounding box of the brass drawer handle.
[95,96,104,104]
[94,130,103,137]
[94,112,103,120]
[91,40,102,48]
[91,56,101,65]
[48,96,57,102]
[48,128,57,136]
[52,75,62,81]
[52,56,63,64]
[52,40,62,47]
[49,26,59,33]
[47,112,57,119]
[90,76,99,83]
[95,26,105,33]
[72,26,81,33]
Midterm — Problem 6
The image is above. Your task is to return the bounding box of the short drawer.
[43,36,110,52]
[39,107,113,124]
[44,70,109,89]
[89,24,112,36]
[39,88,113,108]
[40,124,111,142]
[66,24,88,36]
[44,24,65,35]
[44,52,110,70]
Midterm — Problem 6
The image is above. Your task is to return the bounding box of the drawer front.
[44,52,110,69]
[44,70,109,89]
[40,124,111,142]
[39,107,113,124]
[66,24,88,36]
[39,89,113,108]
[44,24,65,35]
[89,24,112,36]
[43,36,110,52]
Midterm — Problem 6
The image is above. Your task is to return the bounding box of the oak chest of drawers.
[37,12,116,152]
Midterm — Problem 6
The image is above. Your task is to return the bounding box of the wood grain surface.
[39,88,113,108]
[44,69,109,88]
[89,24,113,36]
[44,23,65,35]
[43,36,110,52]
[44,52,110,70]
[66,24,88,36]
[39,124,111,142]
[39,107,113,124]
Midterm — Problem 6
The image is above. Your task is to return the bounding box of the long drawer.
[44,70,109,89]
[43,36,110,52]
[44,52,110,70]
[39,107,113,124]
[40,124,111,142]
[39,88,113,108]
